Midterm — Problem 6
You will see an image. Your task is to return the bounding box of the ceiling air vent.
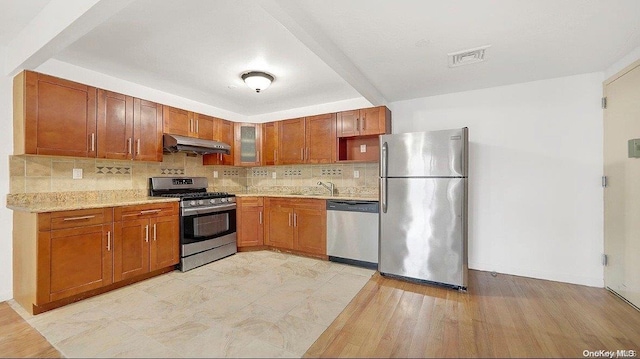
[448,45,491,67]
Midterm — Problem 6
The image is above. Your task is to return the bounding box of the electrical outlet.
[213,171,218,178]
[360,144,367,153]
[354,170,360,178]
[272,172,277,179]
[72,168,83,179]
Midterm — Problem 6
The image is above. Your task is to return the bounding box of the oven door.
[181,203,237,256]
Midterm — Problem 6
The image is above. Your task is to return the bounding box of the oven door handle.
[182,203,236,216]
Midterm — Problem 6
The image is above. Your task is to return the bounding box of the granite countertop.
[7,196,180,213]
[235,193,379,201]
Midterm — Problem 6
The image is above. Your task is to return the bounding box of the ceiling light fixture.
[241,71,274,93]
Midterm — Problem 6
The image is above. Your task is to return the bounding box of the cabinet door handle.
[107,231,111,251]
[306,148,309,161]
[127,138,132,154]
[189,118,193,132]
[362,115,366,130]
[153,223,157,241]
[145,225,149,243]
[356,118,359,132]
[257,150,260,163]
[259,211,263,224]
[139,209,162,215]
[288,213,292,227]
[300,148,304,160]
[90,133,95,152]
[196,119,199,134]
[136,139,141,155]
[63,215,95,221]
[274,150,277,162]
[294,213,297,227]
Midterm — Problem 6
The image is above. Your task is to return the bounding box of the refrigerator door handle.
[381,142,388,178]
[381,178,388,213]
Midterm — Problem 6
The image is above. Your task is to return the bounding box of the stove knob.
[189,201,197,206]
[220,198,227,203]
[209,199,216,204]
[198,200,204,205]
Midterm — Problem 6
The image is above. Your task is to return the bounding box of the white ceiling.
[6,0,640,116]
[0,0,50,47]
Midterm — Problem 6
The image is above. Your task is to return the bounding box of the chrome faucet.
[317,181,335,196]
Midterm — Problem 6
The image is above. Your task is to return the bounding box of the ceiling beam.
[4,0,134,76]
[258,0,387,106]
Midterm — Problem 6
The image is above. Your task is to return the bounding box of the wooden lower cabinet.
[114,202,179,281]
[237,197,264,248]
[12,202,179,315]
[264,198,326,257]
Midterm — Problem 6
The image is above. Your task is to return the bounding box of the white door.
[604,60,640,308]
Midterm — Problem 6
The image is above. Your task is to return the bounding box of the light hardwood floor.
[2,269,639,358]
[0,302,60,358]
[305,270,640,358]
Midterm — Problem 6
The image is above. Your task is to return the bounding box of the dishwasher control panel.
[326,200,379,213]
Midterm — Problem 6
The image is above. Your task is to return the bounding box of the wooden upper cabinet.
[336,110,360,138]
[97,90,133,160]
[162,106,190,137]
[337,106,391,137]
[279,118,306,164]
[97,91,162,161]
[234,122,262,166]
[305,113,335,164]
[16,71,97,157]
[133,99,163,162]
[262,121,279,166]
[194,113,215,140]
[203,118,235,166]
[163,106,213,140]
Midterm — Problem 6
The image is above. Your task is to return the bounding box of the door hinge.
[602,176,608,188]
[602,254,608,266]
[602,97,607,109]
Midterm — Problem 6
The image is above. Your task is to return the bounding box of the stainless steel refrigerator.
[379,128,468,290]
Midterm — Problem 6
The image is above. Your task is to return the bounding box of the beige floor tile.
[174,323,251,358]
[99,289,161,317]
[341,264,376,277]
[143,320,211,349]
[31,307,110,344]
[162,284,217,307]
[93,332,182,358]
[256,314,327,356]
[226,338,298,358]
[259,289,311,314]
[219,303,286,336]
[141,278,195,299]
[55,319,139,358]
[288,295,349,326]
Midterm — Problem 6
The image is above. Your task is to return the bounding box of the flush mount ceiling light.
[241,71,274,93]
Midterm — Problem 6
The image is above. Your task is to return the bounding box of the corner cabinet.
[264,198,326,258]
[14,71,97,157]
[234,123,262,166]
[12,202,179,315]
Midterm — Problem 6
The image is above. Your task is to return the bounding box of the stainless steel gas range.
[149,177,236,272]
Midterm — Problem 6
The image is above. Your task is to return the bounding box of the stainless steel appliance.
[149,177,236,272]
[326,200,379,269]
[379,128,468,290]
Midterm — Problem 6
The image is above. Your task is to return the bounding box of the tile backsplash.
[9,154,379,196]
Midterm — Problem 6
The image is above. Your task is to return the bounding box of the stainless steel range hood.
[163,134,231,155]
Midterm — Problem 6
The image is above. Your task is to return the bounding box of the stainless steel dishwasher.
[326,200,379,269]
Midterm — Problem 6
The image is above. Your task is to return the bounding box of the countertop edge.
[235,193,379,201]
[7,197,180,213]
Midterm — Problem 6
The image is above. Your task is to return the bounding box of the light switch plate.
[272,172,277,179]
[72,168,83,179]
[360,144,367,153]
[354,170,360,178]
[213,171,218,178]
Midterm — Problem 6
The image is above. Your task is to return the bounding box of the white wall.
[389,73,605,287]
[0,47,15,301]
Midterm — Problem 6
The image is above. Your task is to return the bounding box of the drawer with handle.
[115,202,178,220]
[45,208,113,231]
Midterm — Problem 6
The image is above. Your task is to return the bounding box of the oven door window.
[182,209,236,244]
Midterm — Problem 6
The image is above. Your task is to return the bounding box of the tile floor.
[9,251,374,358]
